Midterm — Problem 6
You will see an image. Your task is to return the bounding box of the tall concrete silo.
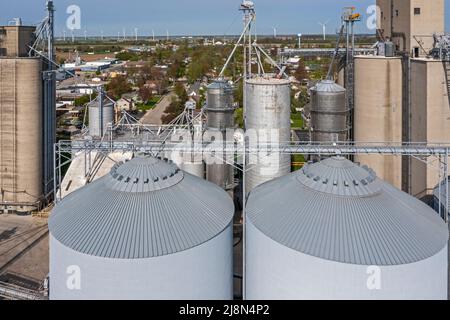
[88,91,114,138]
[354,56,403,190]
[245,77,291,193]
[0,57,43,212]
[310,80,347,143]
[245,157,448,300]
[205,80,235,190]
[410,58,450,199]
[49,155,234,300]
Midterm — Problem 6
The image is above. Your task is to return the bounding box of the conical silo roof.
[310,79,346,93]
[88,94,114,108]
[247,157,449,266]
[49,155,234,259]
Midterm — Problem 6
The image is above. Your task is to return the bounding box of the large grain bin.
[49,155,234,300]
[205,80,235,190]
[246,157,448,300]
[88,91,114,137]
[310,80,347,143]
[245,77,291,193]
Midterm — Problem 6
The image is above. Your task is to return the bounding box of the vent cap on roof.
[109,155,183,192]
[298,157,381,196]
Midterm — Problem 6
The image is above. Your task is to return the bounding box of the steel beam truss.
[54,139,450,222]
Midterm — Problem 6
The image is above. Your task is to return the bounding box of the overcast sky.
[1,0,449,36]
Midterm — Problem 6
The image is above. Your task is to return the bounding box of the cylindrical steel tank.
[173,150,205,179]
[88,93,114,137]
[245,77,291,193]
[205,80,235,190]
[433,177,450,217]
[49,155,234,300]
[354,56,403,189]
[0,57,43,212]
[310,80,347,143]
[167,126,205,179]
[246,157,449,300]
[179,160,205,178]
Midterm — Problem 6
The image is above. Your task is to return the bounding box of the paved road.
[140,93,176,125]
[0,215,49,283]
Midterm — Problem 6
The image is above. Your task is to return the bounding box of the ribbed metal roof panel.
[49,156,234,259]
[247,157,449,266]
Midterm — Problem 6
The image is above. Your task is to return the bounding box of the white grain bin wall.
[50,224,233,300]
[246,220,448,300]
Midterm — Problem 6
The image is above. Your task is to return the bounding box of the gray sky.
[1,0,449,36]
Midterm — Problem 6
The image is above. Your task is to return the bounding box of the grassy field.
[136,96,161,112]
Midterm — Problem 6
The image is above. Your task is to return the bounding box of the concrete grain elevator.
[354,55,403,189]
[0,1,56,213]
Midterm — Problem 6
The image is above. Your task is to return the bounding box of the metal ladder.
[346,57,355,140]
[85,152,107,184]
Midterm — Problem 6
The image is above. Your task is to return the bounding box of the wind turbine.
[166,29,169,41]
[134,28,138,41]
[272,26,277,38]
[152,29,155,41]
[123,28,126,41]
[318,21,329,40]
[63,30,66,42]
[101,30,104,41]
[84,29,87,41]
[298,33,302,48]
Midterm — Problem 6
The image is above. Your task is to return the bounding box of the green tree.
[138,86,153,104]
[106,75,132,100]
[174,82,187,103]
[74,93,98,106]
[294,60,309,82]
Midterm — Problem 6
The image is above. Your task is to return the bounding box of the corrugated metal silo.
[0,57,43,212]
[246,157,448,300]
[88,92,114,137]
[310,80,347,142]
[245,77,291,193]
[49,155,234,300]
[205,80,235,190]
[179,160,205,178]
[174,149,205,179]
[433,177,450,217]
